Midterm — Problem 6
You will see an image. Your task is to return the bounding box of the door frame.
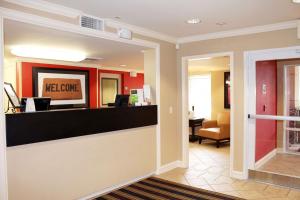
[0,16,8,200]
[244,46,300,176]
[99,73,122,107]
[181,51,235,177]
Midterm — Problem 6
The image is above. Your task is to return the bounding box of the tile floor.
[259,153,300,177]
[156,141,300,200]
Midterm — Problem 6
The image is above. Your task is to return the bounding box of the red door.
[255,61,277,162]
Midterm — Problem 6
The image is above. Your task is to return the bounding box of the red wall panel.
[20,62,98,108]
[255,60,277,162]
[123,73,144,95]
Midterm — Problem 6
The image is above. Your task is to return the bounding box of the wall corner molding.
[4,0,82,18]
[230,170,248,180]
[78,172,155,200]
[156,160,183,175]
[254,149,277,169]
[177,20,298,44]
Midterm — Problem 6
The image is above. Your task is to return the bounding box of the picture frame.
[32,67,90,109]
[224,72,231,109]
[4,82,21,109]
[101,77,119,106]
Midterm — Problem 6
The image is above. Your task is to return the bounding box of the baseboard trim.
[157,160,184,175]
[79,172,155,200]
[254,149,277,169]
[277,148,284,154]
[230,170,248,180]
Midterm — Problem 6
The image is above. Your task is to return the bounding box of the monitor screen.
[114,95,129,107]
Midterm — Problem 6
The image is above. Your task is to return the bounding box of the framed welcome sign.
[32,67,90,109]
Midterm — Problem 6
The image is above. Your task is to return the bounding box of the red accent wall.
[123,73,144,95]
[20,62,98,108]
[255,61,277,162]
[19,62,144,108]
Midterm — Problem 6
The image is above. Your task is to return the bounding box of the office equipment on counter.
[21,97,51,112]
[143,85,151,105]
[130,89,144,106]
[24,98,35,112]
[115,95,130,107]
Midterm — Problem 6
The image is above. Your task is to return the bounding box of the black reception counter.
[6,105,157,147]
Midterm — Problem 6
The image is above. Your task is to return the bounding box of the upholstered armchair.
[197,112,230,148]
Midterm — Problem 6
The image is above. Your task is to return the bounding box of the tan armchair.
[197,112,230,148]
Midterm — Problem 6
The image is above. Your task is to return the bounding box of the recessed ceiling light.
[120,64,127,67]
[11,45,86,62]
[186,18,201,24]
[216,22,227,26]
[114,16,121,20]
[292,0,300,3]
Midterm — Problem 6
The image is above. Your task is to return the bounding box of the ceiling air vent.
[80,15,104,31]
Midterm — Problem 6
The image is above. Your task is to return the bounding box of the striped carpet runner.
[96,177,244,200]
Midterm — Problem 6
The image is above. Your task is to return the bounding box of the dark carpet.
[96,177,244,200]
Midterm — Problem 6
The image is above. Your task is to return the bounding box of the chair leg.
[216,140,220,148]
[199,137,202,144]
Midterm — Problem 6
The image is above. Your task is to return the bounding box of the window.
[189,74,211,119]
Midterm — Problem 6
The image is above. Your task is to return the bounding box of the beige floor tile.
[185,177,208,186]
[237,190,266,199]
[288,189,300,199]
[239,181,268,191]
[207,166,225,174]
[222,191,242,198]
[208,175,236,185]
[210,184,236,192]
[262,185,290,198]
[201,172,221,181]
[197,184,214,191]
[157,142,297,200]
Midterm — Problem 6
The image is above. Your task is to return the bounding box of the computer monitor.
[114,95,129,107]
[21,97,51,111]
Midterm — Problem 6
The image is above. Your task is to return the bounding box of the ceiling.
[45,0,300,38]
[188,56,230,73]
[4,19,147,70]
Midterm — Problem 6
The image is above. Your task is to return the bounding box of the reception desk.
[6,105,157,147]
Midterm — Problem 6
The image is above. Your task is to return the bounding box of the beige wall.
[134,34,179,166]
[143,49,157,104]
[7,127,156,200]
[178,28,300,172]
[189,70,230,120]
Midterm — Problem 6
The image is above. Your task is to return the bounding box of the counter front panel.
[6,105,157,147]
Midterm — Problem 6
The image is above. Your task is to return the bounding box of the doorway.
[245,46,300,186]
[181,52,234,178]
